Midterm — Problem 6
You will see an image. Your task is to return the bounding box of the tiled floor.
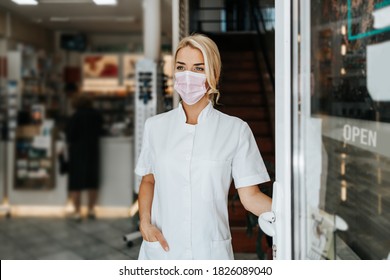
[0,216,140,260]
[0,217,258,260]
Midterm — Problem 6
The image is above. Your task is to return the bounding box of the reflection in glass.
[296,0,390,260]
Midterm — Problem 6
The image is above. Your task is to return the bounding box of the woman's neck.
[182,95,209,125]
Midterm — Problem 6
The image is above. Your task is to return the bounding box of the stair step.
[228,199,248,227]
[221,71,259,81]
[222,73,272,85]
[217,106,269,120]
[220,51,255,60]
[219,93,265,106]
[256,137,274,154]
[208,32,276,255]
[220,77,260,84]
[222,60,257,69]
[220,81,261,93]
[231,227,260,253]
[247,121,271,135]
[262,155,275,166]
[210,34,256,51]
[221,81,273,92]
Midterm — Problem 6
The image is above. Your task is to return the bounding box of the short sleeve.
[134,119,153,177]
[232,122,270,188]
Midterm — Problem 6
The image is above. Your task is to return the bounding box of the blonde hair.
[174,34,221,105]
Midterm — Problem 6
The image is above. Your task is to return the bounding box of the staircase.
[211,33,275,255]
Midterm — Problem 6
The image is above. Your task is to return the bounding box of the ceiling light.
[40,1,90,3]
[12,0,38,5]
[93,0,117,5]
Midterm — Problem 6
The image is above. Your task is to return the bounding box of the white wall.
[98,137,133,207]
[7,11,54,51]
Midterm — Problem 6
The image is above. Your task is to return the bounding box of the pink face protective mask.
[174,71,207,105]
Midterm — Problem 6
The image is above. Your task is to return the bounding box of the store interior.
[3,0,388,261]
[0,0,175,217]
[0,0,274,261]
[0,0,177,259]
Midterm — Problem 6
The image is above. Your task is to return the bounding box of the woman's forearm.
[237,186,272,217]
[247,191,272,216]
[138,176,155,226]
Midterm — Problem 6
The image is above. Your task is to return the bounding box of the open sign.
[343,124,377,147]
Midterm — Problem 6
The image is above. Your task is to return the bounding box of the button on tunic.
[135,101,270,259]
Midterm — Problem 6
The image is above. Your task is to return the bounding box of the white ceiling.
[0,0,172,35]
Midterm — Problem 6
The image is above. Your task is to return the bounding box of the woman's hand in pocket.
[140,222,169,252]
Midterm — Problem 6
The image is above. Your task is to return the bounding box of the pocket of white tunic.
[200,159,232,201]
[211,238,234,260]
[141,240,167,260]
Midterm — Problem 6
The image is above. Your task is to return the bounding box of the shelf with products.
[83,91,134,137]
[0,87,6,140]
[19,46,65,126]
[21,76,63,109]
[4,81,19,140]
[14,122,56,190]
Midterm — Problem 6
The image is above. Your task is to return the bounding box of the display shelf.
[14,124,56,190]
[0,87,6,140]
[5,81,19,140]
[84,91,134,136]
[18,46,65,125]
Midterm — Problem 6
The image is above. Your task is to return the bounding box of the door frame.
[274,0,293,260]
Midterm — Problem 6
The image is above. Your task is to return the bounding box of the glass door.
[292,0,390,260]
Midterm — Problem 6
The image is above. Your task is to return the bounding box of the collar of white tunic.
[177,101,214,125]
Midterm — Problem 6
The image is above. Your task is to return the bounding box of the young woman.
[135,34,272,259]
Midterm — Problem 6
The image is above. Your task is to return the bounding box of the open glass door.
[268,0,292,260]
[292,0,390,259]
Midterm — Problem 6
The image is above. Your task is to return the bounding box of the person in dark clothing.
[66,94,103,220]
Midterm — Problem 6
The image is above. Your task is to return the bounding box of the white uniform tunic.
[135,101,270,260]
